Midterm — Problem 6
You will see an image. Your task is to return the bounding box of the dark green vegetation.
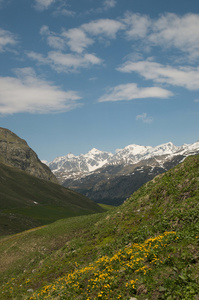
[0,155,199,299]
[0,162,104,236]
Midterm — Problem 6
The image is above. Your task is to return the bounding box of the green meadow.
[0,155,199,299]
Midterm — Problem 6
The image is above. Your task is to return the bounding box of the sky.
[0,0,199,162]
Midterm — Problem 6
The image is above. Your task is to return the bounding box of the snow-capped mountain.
[47,140,199,206]
[48,148,113,176]
[108,142,179,165]
[48,141,199,182]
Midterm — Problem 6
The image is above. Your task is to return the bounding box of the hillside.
[0,155,198,299]
[0,127,57,183]
[0,162,104,236]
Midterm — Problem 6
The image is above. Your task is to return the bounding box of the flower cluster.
[26,231,176,300]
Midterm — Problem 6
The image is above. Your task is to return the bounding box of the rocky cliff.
[0,127,57,183]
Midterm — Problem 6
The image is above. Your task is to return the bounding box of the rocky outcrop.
[0,127,57,183]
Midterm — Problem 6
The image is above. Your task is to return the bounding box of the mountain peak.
[0,127,57,183]
[158,141,175,148]
[152,142,178,154]
[0,127,27,145]
[124,144,151,151]
[88,148,102,154]
[67,153,75,158]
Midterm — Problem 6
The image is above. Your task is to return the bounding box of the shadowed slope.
[0,162,104,236]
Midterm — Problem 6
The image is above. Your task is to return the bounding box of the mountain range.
[48,141,199,205]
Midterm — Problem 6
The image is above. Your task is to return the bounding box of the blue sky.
[0,0,199,161]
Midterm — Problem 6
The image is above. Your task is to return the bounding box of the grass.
[25,231,178,300]
[98,203,115,211]
[0,162,104,236]
[0,155,199,299]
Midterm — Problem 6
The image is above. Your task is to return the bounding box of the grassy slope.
[0,162,104,236]
[98,203,115,210]
[0,155,198,299]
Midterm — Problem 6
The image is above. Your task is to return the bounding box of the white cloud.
[0,68,82,114]
[27,51,48,64]
[39,13,199,61]
[149,13,199,60]
[53,8,75,17]
[34,0,56,10]
[194,99,199,103]
[136,113,153,123]
[89,77,98,81]
[27,51,103,72]
[0,28,17,52]
[118,59,199,90]
[123,13,199,61]
[39,19,124,59]
[62,28,94,53]
[47,35,66,50]
[82,19,124,39]
[30,25,104,71]
[40,26,66,50]
[40,25,49,35]
[83,0,116,14]
[98,83,172,102]
[48,51,102,72]
[103,0,117,10]
[40,25,94,53]
[123,13,151,39]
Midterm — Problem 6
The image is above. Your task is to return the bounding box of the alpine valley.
[0,128,104,235]
[1,129,199,299]
[48,141,199,205]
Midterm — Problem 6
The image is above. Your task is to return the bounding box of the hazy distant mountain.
[48,141,199,205]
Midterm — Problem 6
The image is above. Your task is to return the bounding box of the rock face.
[0,127,57,183]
